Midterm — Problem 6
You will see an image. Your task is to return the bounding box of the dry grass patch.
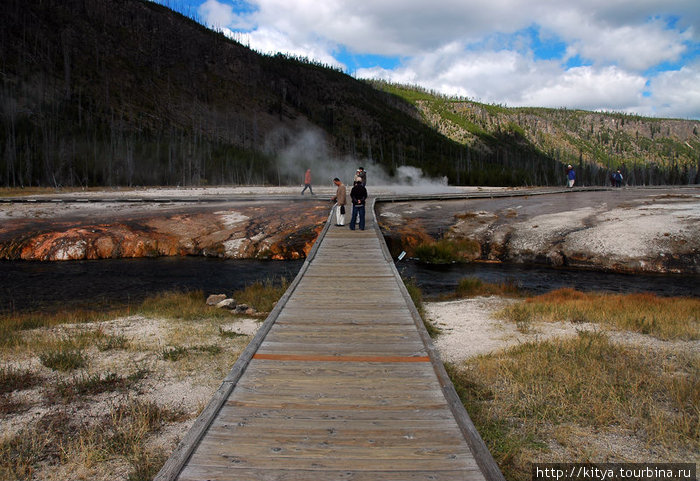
[0,366,41,394]
[404,278,442,337]
[138,290,230,321]
[0,287,272,480]
[49,369,149,403]
[499,288,699,340]
[0,308,126,348]
[233,278,289,314]
[448,331,698,481]
[0,399,184,481]
[0,366,42,415]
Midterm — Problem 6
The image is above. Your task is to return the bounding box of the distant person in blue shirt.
[567,165,576,188]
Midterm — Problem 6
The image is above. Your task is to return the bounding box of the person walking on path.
[566,165,576,188]
[350,180,368,230]
[331,177,346,226]
[614,169,623,187]
[301,169,314,195]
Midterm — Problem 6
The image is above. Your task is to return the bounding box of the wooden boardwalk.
[157,200,503,481]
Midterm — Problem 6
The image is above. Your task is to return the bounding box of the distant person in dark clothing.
[301,169,313,195]
[614,169,623,187]
[350,180,367,230]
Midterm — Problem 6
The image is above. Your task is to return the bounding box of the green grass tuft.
[161,346,189,361]
[161,344,222,361]
[218,326,246,338]
[452,277,522,298]
[97,334,129,351]
[413,238,481,264]
[39,347,87,371]
[233,278,289,313]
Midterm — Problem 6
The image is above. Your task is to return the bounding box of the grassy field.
[499,288,699,340]
[0,281,285,481]
[439,283,699,481]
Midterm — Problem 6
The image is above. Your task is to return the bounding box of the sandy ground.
[0,311,263,481]
[425,297,699,364]
[0,184,504,219]
[1,184,501,201]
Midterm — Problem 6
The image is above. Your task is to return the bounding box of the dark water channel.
[1,257,304,314]
[1,257,698,314]
[399,260,700,298]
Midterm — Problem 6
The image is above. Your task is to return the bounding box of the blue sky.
[155,0,700,119]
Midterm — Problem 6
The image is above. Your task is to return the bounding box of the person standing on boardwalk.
[566,165,576,188]
[356,167,367,186]
[350,180,368,230]
[301,169,314,195]
[331,177,346,226]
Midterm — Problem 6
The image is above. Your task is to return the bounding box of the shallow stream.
[1,258,303,314]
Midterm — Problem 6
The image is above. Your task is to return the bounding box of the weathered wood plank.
[213,406,457,422]
[178,452,484,472]
[177,467,483,481]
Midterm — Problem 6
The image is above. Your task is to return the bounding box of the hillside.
[373,82,700,185]
[1,0,698,188]
[2,0,546,188]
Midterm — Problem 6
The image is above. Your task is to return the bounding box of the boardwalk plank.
[178,467,483,481]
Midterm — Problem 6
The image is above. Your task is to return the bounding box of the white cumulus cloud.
[191,0,700,119]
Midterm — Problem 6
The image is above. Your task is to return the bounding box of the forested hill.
[1,0,698,188]
[374,82,700,185]
[1,0,549,187]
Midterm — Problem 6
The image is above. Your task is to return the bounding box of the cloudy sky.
[158,0,700,120]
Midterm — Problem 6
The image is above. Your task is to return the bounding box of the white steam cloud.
[265,128,450,192]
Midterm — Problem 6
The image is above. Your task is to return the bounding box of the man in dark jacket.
[350,180,368,230]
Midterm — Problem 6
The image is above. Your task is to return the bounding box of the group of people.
[610,169,624,187]
[332,167,367,230]
[303,167,367,230]
[566,164,624,188]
